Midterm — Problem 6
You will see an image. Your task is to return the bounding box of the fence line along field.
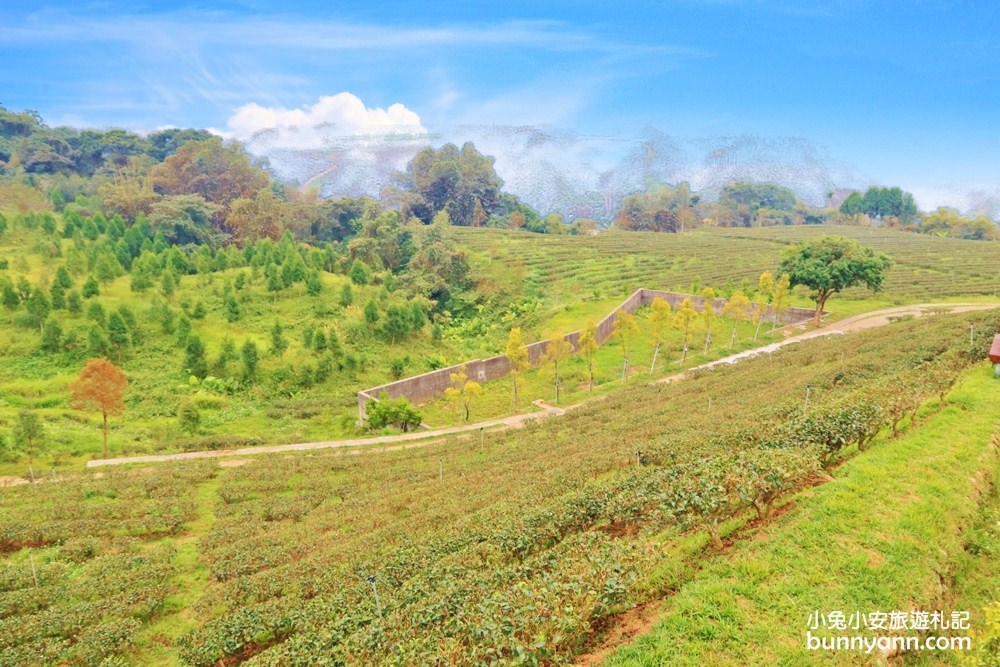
[2,308,996,666]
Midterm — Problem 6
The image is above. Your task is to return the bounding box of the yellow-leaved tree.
[578,321,599,391]
[723,292,751,348]
[612,311,639,382]
[771,272,791,330]
[542,335,573,404]
[444,365,483,422]
[674,297,698,363]
[647,297,672,375]
[505,327,530,411]
[755,270,774,340]
[700,287,716,354]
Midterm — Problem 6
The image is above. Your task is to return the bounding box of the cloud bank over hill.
[222,94,860,221]
[224,94,427,149]
[218,93,430,197]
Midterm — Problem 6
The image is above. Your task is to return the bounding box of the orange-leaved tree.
[69,358,128,458]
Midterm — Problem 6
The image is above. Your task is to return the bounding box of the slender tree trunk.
[649,342,660,375]
[729,323,738,349]
[703,330,712,355]
[754,316,762,341]
[813,292,830,326]
[587,358,594,391]
[102,412,108,458]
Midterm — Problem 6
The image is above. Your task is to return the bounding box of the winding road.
[86,303,998,468]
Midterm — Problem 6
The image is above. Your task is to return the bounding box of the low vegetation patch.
[1,310,995,665]
[603,366,1000,667]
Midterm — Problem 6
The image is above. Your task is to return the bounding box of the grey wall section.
[358,289,820,420]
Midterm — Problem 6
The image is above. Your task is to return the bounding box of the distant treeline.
[1,106,996,242]
[613,181,998,240]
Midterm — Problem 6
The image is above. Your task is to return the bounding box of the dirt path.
[656,302,998,383]
[87,302,997,468]
[87,412,540,467]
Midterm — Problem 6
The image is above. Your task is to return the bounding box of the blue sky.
[2,0,999,211]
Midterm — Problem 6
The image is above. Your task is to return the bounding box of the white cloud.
[226,94,430,197]
[905,182,1000,215]
[226,93,427,150]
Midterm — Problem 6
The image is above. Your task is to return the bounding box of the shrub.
[178,403,201,435]
[367,395,422,432]
[729,446,822,519]
[349,259,372,285]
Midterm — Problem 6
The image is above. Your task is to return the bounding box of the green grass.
[449,225,1000,335]
[132,469,222,667]
[603,365,1000,667]
[0,231,485,470]
[419,307,782,427]
[1,218,997,472]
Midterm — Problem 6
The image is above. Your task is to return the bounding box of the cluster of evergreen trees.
[0,203,445,399]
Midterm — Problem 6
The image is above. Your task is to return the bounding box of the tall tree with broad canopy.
[719,181,797,227]
[149,137,269,230]
[778,236,892,325]
[69,358,128,458]
[614,182,696,232]
[840,186,918,223]
[392,142,503,226]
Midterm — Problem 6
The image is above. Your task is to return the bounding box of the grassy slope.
[451,225,1000,329]
[2,310,997,665]
[603,365,1000,667]
[418,309,781,426]
[0,217,499,470]
[1,220,997,471]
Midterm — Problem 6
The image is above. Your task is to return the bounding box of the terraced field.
[4,308,996,666]
[450,226,1000,306]
[714,226,1000,300]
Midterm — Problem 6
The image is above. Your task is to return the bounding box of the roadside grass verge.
[905,433,1000,667]
[602,364,1000,667]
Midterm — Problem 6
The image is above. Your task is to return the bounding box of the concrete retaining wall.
[358,289,820,420]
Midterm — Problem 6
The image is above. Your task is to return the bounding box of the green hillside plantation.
[2,206,999,470]
[452,224,1000,312]
[0,307,996,665]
